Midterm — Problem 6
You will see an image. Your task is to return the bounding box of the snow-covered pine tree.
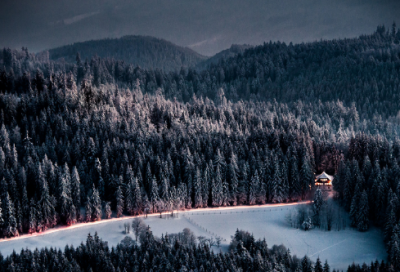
[104,202,112,219]
[213,165,223,206]
[314,257,323,272]
[160,177,170,202]
[357,190,369,232]
[385,206,397,245]
[280,153,289,201]
[248,170,259,205]
[132,177,142,214]
[39,181,57,230]
[202,166,209,207]
[289,156,301,200]
[193,167,202,208]
[213,149,226,171]
[349,185,361,227]
[28,201,37,234]
[343,167,353,211]
[150,176,160,212]
[222,179,229,206]
[71,166,81,218]
[59,173,75,225]
[145,162,152,192]
[313,189,324,227]
[116,186,124,218]
[91,185,102,221]
[323,260,330,272]
[85,196,92,222]
[300,155,314,199]
[238,162,249,204]
[94,158,104,198]
[125,181,134,215]
[3,192,18,237]
[388,226,400,270]
[228,152,239,205]
[272,156,284,203]
[333,160,346,199]
[211,178,218,207]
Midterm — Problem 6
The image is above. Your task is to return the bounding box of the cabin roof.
[315,171,334,181]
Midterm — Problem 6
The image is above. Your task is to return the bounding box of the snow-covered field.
[0,204,386,271]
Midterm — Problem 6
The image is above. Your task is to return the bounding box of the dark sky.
[1,0,400,56]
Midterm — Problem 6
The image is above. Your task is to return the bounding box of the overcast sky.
[1,0,400,56]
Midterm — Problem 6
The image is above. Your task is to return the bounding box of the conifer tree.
[160,177,170,202]
[104,202,112,219]
[132,177,142,214]
[315,257,323,272]
[202,167,209,207]
[85,196,92,222]
[94,158,104,198]
[211,178,218,207]
[150,176,160,212]
[222,179,229,206]
[323,260,330,272]
[59,174,75,225]
[249,170,259,205]
[290,157,300,200]
[91,185,102,221]
[300,156,314,199]
[3,192,18,237]
[357,190,369,232]
[125,181,134,215]
[228,152,239,205]
[385,207,397,245]
[313,189,324,223]
[193,167,202,208]
[28,201,37,234]
[238,162,249,204]
[349,190,360,228]
[272,157,284,203]
[213,165,223,206]
[39,181,57,230]
[116,186,124,218]
[71,166,81,217]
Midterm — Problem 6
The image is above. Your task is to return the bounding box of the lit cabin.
[315,172,333,190]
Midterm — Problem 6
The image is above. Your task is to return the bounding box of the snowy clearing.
[0,204,386,271]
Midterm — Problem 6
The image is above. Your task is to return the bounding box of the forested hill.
[196,44,253,70]
[28,25,400,119]
[46,36,207,72]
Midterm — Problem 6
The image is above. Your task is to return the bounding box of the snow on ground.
[0,204,386,271]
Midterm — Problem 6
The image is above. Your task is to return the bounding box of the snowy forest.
[0,25,400,271]
[0,228,337,272]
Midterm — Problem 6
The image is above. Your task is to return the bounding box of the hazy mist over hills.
[1,0,400,56]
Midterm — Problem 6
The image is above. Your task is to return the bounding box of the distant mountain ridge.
[47,35,207,72]
[46,36,252,72]
[196,44,253,70]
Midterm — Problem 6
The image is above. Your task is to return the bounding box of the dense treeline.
[333,133,400,269]
[47,35,207,72]
[4,25,400,119]
[0,69,326,239]
[0,229,330,272]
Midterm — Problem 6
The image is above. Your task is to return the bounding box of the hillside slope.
[47,35,207,71]
[196,44,253,70]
